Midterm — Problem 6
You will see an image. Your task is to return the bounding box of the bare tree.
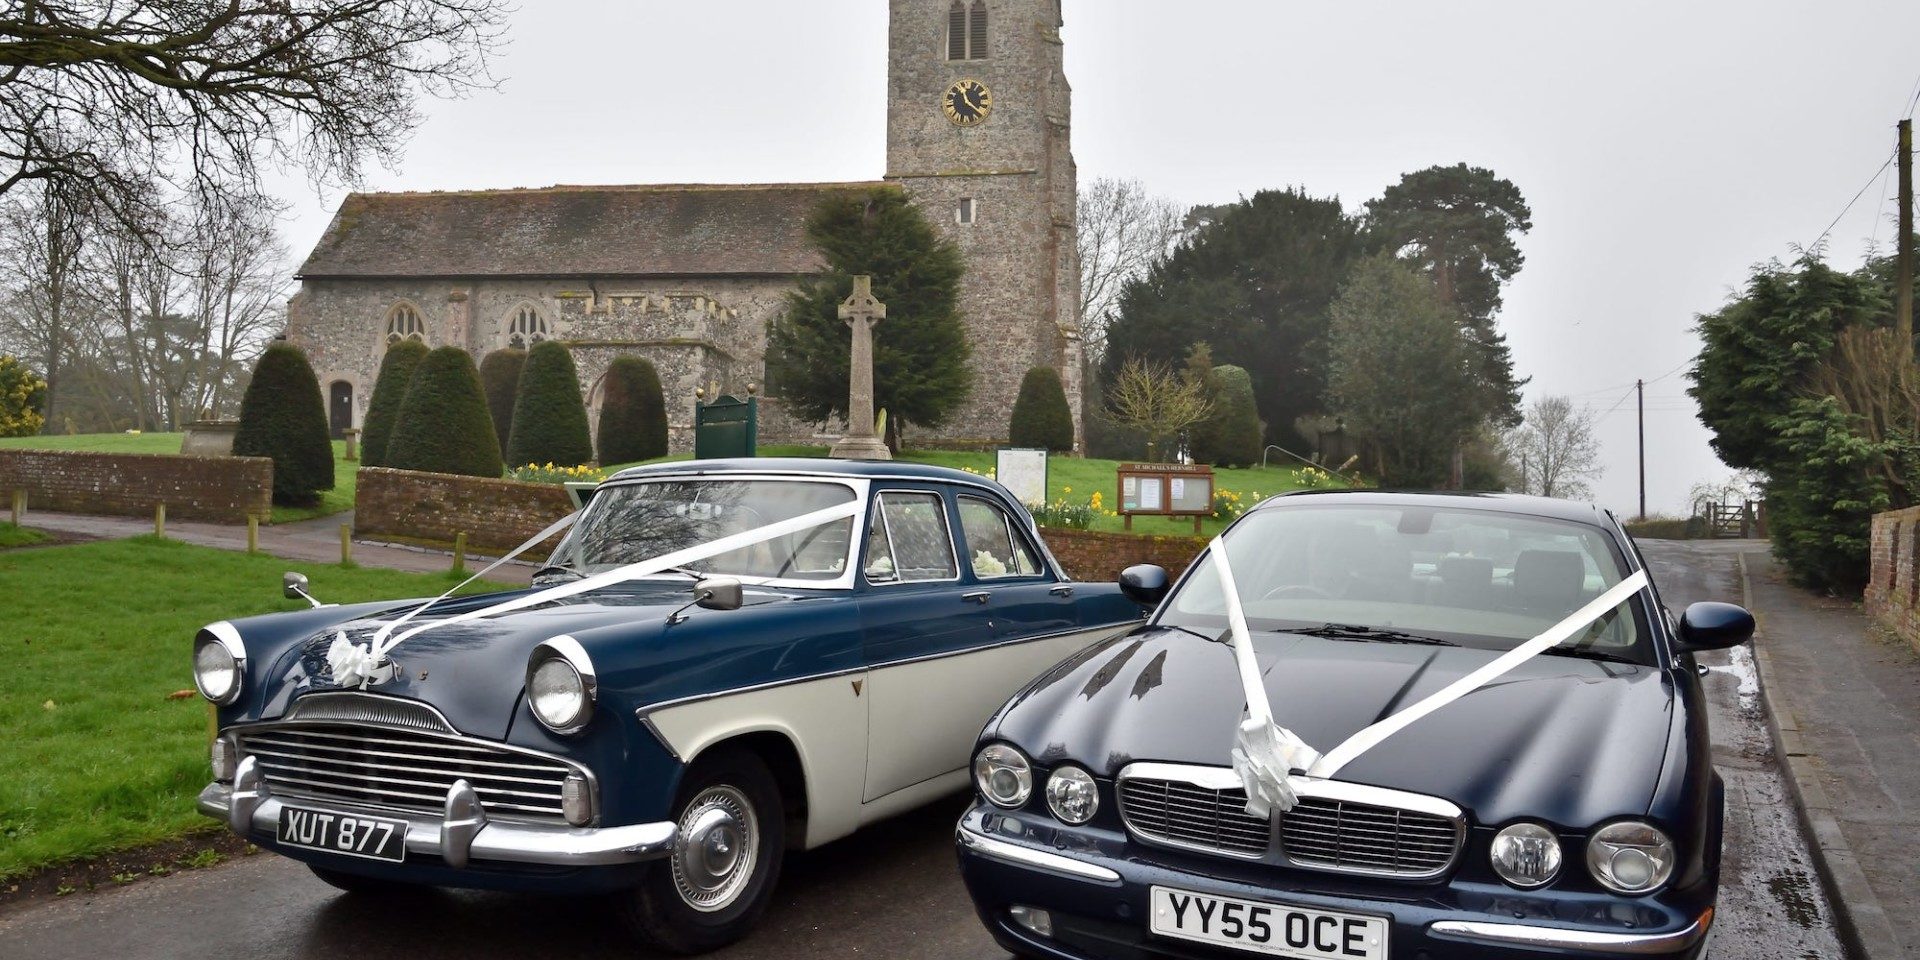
[0,0,508,228]
[1077,177,1183,359]
[0,182,92,423]
[1503,395,1603,499]
[1102,354,1213,458]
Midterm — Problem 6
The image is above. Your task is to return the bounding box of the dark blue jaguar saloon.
[956,490,1752,960]
[191,459,1139,953]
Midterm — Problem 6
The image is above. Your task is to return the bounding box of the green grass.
[0,522,50,548]
[609,445,1345,539]
[0,432,359,525]
[0,537,510,879]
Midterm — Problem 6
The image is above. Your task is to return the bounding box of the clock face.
[942,79,993,127]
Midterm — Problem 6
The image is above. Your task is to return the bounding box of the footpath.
[16,509,534,584]
[1742,549,1919,960]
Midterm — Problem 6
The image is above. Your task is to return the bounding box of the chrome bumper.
[198,756,677,869]
[1429,907,1713,955]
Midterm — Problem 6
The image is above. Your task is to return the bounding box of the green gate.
[694,394,758,459]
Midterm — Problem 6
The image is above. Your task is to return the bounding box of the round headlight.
[529,657,590,731]
[973,744,1032,809]
[1045,765,1099,824]
[1587,821,1676,894]
[193,632,243,705]
[1490,822,1562,888]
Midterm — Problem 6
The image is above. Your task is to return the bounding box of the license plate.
[1149,886,1388,960]
[276,805,408,863]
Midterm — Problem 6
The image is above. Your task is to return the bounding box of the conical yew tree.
[596,355,669,465]
[232,342,335,505]
[506,340,593,467]
[359,339,429,467]
[385,346,503,478]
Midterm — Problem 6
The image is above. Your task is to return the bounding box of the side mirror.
[282,571,321,608]
[1119,564,1171,607]
[1677,601,1754,651]
[694,577,744,612]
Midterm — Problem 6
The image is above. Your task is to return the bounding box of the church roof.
[296,181,888,279]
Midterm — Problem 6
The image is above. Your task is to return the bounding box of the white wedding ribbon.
[1211,533,1651,815]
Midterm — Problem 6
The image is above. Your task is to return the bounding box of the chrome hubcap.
[671,785,757,912]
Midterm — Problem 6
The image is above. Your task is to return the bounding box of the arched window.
[506,304,549,349]
[948,1,986,60]
[385,304,426,346]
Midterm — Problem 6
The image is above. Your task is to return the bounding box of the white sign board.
[996,448,1049,506]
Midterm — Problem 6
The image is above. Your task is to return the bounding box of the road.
[0,540,1840,959]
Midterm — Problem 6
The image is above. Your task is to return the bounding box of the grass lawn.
[0,537,510,880]
[0,433,359,525]
[1,522,50,548]
[609,444,1347,539]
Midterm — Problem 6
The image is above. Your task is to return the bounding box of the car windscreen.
[557,479,857,582]
[1158,503,1649,660]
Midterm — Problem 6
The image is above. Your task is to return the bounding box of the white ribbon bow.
[326,632,391,688]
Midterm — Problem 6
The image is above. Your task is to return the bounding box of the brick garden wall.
[355,467,573,554]
[1866,506,1920,646]
[0,449,272,523]
[1041,528,1207,583]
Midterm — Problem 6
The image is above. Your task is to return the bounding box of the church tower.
[887,0,1084,448]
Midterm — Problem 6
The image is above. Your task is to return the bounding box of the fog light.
[1009,904,1053,938]
[210,736,235,783]
[562,774,593,826]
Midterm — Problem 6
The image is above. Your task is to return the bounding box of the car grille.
[238,722,576,823]
[1117,765,1463,878]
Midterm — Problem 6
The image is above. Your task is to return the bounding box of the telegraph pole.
[1636,378,1646,520]
[1899,118,1913,349]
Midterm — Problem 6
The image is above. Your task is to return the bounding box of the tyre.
[308,863,421,897]
[617,749,787,954]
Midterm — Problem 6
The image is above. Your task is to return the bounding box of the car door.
[858,485,990,802]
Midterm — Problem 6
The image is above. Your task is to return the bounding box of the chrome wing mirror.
[283,571,323,608]
[669,576,744,625]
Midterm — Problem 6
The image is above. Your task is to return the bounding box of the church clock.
[941,79,993,126]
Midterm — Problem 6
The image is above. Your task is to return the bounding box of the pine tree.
[359,339,429,467]
[1197,365,1262,467]
[596,355,669,465]
[479,347,527,452]
[232,342,335,505]
[1008,367,1074,452]
[766,186,969,440]
[505,340,593,467]
[385,346,503,478]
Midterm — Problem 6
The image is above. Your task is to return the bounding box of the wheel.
[307,863,422,897]
[617,749,786,954]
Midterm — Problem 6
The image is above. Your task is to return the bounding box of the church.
[286,0,1084,453]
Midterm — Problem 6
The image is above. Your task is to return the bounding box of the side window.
[864,491,958,583]
[958,496,1042,579]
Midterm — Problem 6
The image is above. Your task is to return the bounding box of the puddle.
[1765,870,1824,930]
[1702,643,1760,709]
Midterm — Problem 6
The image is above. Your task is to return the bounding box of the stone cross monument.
[828,275,892,461]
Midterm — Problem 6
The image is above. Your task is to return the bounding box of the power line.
[1810,150,1896,253]
[1592,384,1638,421]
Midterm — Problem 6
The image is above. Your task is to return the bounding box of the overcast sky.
[262,0,1920,516]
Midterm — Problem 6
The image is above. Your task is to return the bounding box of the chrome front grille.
[238,721,577,823]
[1116,762,1465,879]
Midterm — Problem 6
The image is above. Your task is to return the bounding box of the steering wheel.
[1262,584,1330,600]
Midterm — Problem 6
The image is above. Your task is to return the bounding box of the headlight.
[210,735,236,782]
[973,744,1032,809]
[1490,822,1562,888]
[1587,821,1676,894]
[1045,765,1099,824]
[526,636,597,734]
[192,625,245,705]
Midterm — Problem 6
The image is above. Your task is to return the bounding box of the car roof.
[1255,488,1614,527]
[606,457,990,486]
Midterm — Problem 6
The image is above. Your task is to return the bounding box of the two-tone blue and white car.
[192,459,1139,952]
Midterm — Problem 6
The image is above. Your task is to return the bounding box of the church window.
[506,304,549,349]
[385,304,426,346]
[948,1,986,60]
[956,197,976,224]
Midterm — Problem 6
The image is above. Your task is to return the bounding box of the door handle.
[1049,585,1074,597]
[962,591,991,604]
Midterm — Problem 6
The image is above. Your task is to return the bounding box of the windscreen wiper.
[1540,646,1641,664]
[1289,623,1459,646]
[532,564,584,582]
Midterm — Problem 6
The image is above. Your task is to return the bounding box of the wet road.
[0,539,1842,959]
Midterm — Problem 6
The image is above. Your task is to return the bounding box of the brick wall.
[1866,507,1920,646]
[0,449,272,523]
[354,467,573,554]
[1043,527,1208,583]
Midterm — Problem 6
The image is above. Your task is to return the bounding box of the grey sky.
[263,0,1920,515]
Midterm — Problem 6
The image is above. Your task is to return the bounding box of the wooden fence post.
[9,489,22,527]
[452,532,467,575]
[247,516,259,554]
[154,502,166,538]
[339,524,353,565]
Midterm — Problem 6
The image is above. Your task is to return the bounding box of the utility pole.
[1899,118,1913,350]
[1636,378,1646,521]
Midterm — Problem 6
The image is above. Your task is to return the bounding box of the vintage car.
[956,490,1752,960]
[192,459,1140,952]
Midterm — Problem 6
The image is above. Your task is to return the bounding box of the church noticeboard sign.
[1118,463,1215,533]
[996,448,1048,507]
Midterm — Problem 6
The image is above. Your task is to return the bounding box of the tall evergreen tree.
[232,342,335,505]
[596,355,669,465]
[1008,366,1075,452]
[386,346,503,478]
[1103,189,1374,452]
[479,347,527,452]
[1194,365,1263,467]
[767,186,969,441]
[506,340,593,467]
[360,339,429,467]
